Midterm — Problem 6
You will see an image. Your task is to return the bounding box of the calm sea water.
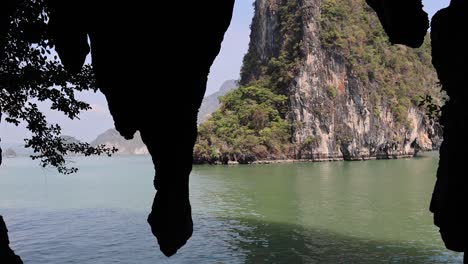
[0,153,463,263]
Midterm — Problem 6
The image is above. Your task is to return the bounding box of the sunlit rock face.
[244,0,439,161]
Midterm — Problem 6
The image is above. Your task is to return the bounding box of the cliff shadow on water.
[229,217,462,264]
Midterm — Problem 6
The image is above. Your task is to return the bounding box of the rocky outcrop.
[197,80,238,124]
[429,0,467,255]
[0,216,23,264]
[244,0,440,161]
[0,123,21,263]
[365,0,429,48]
[47,0,235,256]
[92,129,148,155]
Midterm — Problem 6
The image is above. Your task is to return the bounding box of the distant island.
[92,129,148,155]
[1,148,17,158]
[0,80,238,158]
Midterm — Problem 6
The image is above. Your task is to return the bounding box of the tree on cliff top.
[0,0,115,174]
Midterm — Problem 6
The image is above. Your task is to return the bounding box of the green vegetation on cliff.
[194,84,290,164]
[240,0,304,99]
[320,0,437,125]
[194,0,305,164]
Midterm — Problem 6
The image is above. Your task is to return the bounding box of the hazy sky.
[0,0,451,143]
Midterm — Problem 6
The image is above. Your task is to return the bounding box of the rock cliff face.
[243,0,440,160]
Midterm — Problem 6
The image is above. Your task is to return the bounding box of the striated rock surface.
[242,0,440,161]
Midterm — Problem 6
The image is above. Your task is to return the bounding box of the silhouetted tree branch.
[0,0,116,174]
